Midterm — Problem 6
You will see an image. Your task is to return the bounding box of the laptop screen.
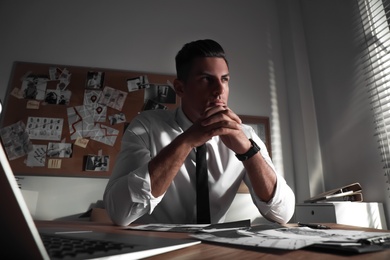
[0,136,49,259]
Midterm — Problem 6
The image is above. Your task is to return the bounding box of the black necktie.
[196,144,210,224]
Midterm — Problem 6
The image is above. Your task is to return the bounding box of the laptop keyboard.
[41,233,135,259]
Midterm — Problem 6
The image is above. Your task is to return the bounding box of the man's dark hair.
[175,39,228,82]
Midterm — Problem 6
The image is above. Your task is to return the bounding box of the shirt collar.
[175,107,193,131]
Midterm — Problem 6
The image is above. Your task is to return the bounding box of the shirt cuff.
[251,174,295,223]
[128,164,163,214]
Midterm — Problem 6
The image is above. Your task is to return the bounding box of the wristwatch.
[235,139,261,161]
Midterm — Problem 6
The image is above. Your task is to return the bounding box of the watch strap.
[235,139,260,161]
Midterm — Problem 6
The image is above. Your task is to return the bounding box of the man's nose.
[212,80,225,96]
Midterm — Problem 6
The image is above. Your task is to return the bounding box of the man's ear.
[173,79,185,97]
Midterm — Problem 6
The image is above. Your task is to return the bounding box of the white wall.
[276,0,324,205]
[299,0,390,228]
[0,0,296,222]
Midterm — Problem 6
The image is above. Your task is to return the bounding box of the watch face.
[253,140,260,151]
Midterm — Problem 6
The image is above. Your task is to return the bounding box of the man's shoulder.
[138,108,174,117]
[135,109,177,124]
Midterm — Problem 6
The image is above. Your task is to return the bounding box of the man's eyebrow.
[198,71,230,78]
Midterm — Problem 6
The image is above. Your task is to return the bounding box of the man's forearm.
[148,133,193,197]
[243,152,277,202]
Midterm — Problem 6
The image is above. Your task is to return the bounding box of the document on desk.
[190,226,390,250]
[127,219,251,233]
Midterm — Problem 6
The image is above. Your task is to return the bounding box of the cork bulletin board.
[0,61,179,178]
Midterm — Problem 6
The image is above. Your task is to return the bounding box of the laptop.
[0,105,200,259]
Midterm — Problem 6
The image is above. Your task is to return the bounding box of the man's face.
[175,57,230,122]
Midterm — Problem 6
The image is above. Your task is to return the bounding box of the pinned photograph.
[109,112,126,125]
[86,71,104,89]
[46,142,73,158]
[57,68,71,90]
[127,75,149,92]
[21,75,49,100]
[83,90,107,122]
[98,86,127,111]
[0,120,33,160]
[85,154,109,171]
[44,89,71,105]
[26,145,47,167]
[49,67,63,80]
[84,89,102,106]
[143,99,167,111]
[26,116,64,141]
[145,83,176,104]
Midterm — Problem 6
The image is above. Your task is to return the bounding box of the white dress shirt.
[103,107,295,226]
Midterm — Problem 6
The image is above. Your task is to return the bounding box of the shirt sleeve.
[247,174,296,224]
[243,126,296,224]
[103,116,163,226]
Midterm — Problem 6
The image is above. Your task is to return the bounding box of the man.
[103,39,295,226]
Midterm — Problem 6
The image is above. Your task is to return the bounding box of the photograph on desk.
[304,182,363,203]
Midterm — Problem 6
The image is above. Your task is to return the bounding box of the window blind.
[357,0,390,196]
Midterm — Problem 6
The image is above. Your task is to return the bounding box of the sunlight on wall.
[265,28,284,178]
[268,59,284,178]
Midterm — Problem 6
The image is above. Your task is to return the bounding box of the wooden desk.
[35,220,390,259]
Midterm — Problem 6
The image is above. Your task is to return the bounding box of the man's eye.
[222,77,229,82]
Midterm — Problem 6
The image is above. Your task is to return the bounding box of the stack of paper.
[304,182,363,203]
[127,219,251,233]
[190,225,390,253]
